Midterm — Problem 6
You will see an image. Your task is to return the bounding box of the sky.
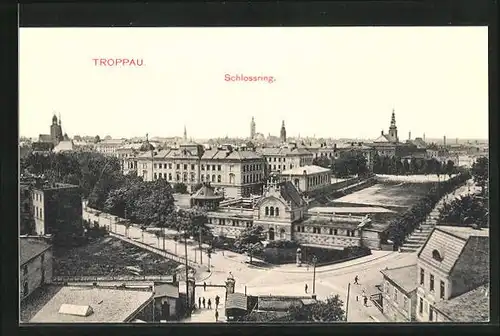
[19,27,488,140]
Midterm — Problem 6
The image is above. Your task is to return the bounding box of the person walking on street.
[215,295,220,309]
[204,282,207,291]
[208,298,212,309]
[363,296,368,307]
[198,297,201,310]
[305,283,308,294]
[362,289,366,298]
[215,309,219,322]
[354,275,359,284]
[202,297,206,309]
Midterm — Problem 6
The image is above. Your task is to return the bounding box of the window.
[334,229,338,235]
[273,158,276,162]
[313,227,321,234]
[201,165,205,170]
[440,281,445,299]
[168,173,172,181]
[191,173,195,182]
[201,175,205,182]
[212,175,216,182]
[176,164,180,170]
[154,163,157,169]
[207,165,210,171]
[394,288,398,302]
[329,228,333,235]
[283,158,286,162]
[403,296,408,311]
[432,249,443,262]
[430,274,435,292]
[184,164,188,170]
[218,165,221,171]
[183,173,188,182]
[176,174,180,181]
[429,307,434,321]
[270,207,275,216]
[212,165,216,170]
[158,163,162,169]
[278,158,281,162]
[420,268,425,285]
[191,164,195,170]
[206,174,210,181]
[154,172,158,180]
[275,207,279,216]
[265,207,269,216]
[273,165,276,170]
[384,281,389,294]
[217,175,221,183]
[36,207,38,218]
[419,298,423,314]
[40,208,43,219]
[23,265,28,276]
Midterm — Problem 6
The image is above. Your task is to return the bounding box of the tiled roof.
[302,216,362,228]
[54,140,74,152]
[381,264,418,294]
[373,134,391,143]
[417,228,467,273]
[226,293,247,310]
[30,286,153,323]
[437,226,489,240]
[153,283,179,299]
[191,183,223,200]
[202,150,262,160]
[279,181,305,208]
[20,238,52,265]
[258,147,313,156]
[281,165,331,175]
[434,284,490,322]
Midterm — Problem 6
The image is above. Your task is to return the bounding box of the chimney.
[381,130,384,135]
[409,131,411,140]
[443,136,447,146]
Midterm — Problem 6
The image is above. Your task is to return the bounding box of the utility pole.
[345,282,351,321]
[199,229,203,265]
[184,232,190,316]
[162,226,166,251]
[312,256,318,294]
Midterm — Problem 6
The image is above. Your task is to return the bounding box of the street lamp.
[312,255,318,295]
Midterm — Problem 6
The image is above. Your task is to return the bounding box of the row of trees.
[312,152,369,178]
[373,154,456,176]
[386,171,471,248]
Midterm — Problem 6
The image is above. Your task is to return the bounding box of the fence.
[52,275,175,283]
[370,293,383,313]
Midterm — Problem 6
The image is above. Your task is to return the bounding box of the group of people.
[354,275,368,306]
[197,295,221,321]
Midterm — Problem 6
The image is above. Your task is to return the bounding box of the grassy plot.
[53,237,182,276]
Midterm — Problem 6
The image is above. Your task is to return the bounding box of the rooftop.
[308,206,396,214]
[33,182,79,191]
[20,238,52,265]
[381,264,418,294]
[281,165,331,175]
[434,284,490,322]
[191,183,224,200]
[30,285,153,323]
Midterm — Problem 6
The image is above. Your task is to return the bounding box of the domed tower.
[388,109,399,143]
[250,117,256,139]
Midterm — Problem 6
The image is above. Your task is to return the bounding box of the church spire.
[280,120,287,143]
[388,109,398,143]
[183,125,187,141]
[390,108,396,128]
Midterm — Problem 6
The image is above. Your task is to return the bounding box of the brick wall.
[293,232,360,248]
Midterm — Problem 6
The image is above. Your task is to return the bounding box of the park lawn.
[53,236,182,276]
[335,181,436,209]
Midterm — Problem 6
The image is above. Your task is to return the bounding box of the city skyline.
[20,27,488,139]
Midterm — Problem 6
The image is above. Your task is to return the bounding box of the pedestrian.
[362,289,366,298]
[215,309,219,322]
[204,281,207,291]
[354,275,359,284]
[202,297,206,309]
[198,297,202,310]
[363,296,368,307]
[305,283,308,293]
[208,298,212,309]
[215,295,220,308]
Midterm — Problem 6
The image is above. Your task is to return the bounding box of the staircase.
[400,210,439,252]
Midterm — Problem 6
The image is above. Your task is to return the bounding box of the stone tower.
[50,113,63,144]
[388,109,399,143]
[280,120,287,143]
[250,117,256,139]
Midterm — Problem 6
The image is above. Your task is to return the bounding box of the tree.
[234,226,265,264]
[132,179,176,227]
[471,157,488,196]
[312,156,331,169]
[94,135,101,143]
[287,295,345,322]
[173,182,188,194]
[445,160,456,178]
[439,194,488,228]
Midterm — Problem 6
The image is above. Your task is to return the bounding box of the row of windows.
[267,157,287,163]
[265,206,280,217]
[33,193,42,202]
[307,174,329,187]
[295,226,356,236]
[208,218,252,227]
[243,174,262,184]
[420,268,445,299]
[385,282,410,312]
[242,164,262,172]
[418,298,436,321]
[35,206,43,219]
[269,164,294,171]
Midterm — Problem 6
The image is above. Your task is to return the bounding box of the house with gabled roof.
[415,225,489,322]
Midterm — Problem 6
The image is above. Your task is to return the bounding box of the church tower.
[50,113,63,144]
[250,117,256,139]
[280,120,287,143]
[388,109,399,143]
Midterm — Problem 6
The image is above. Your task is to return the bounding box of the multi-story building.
[132,143,266,198]
[380,264,418,322]
[32,181,83,238]
[258,143,314,174]
[20,237,53,301]
[280,165,331,195]
[204,181,388,250]
[20,181,35,235]
[94,139,127,156]
[416,226,489,322]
